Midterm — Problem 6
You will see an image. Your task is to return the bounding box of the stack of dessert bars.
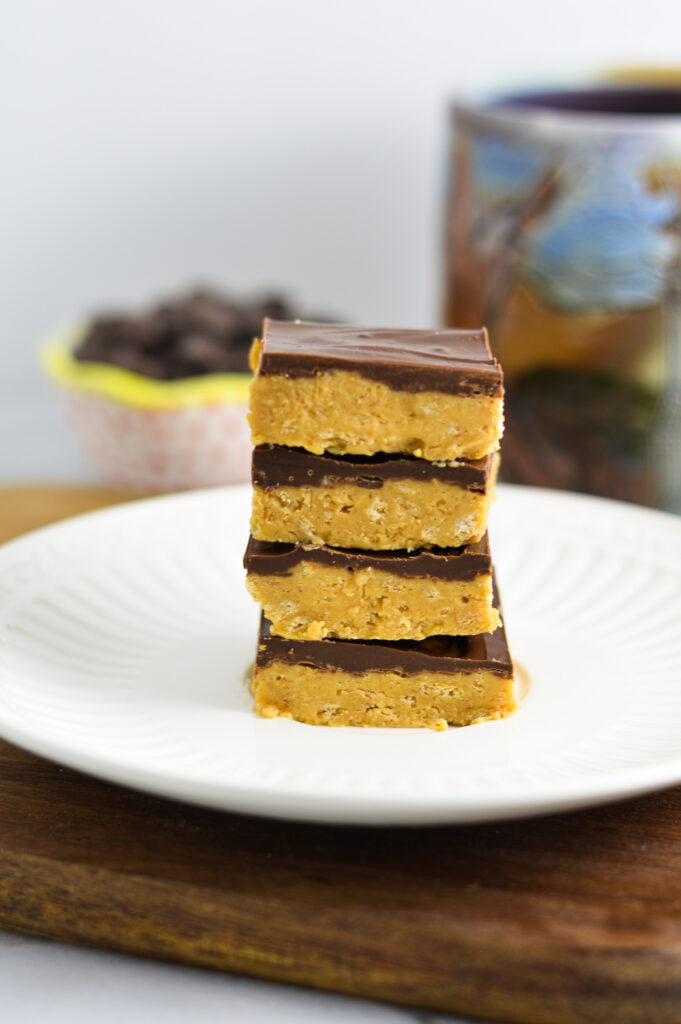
[244,320,515,729]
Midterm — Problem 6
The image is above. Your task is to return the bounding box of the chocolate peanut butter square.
[245,534,500,641]
[248,320,504,461]
[252,593,515,730]
[250,446,498,550]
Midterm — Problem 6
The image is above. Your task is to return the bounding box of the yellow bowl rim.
[41,323,252,410]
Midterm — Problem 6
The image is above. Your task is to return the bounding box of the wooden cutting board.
[2,487,681,1024]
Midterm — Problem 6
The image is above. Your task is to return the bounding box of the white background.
[2,0,681,479]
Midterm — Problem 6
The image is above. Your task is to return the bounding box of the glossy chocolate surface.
[245,535,492,581]
[257,320,502,396]
[252,446,493,493]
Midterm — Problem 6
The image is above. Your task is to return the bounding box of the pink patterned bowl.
[42,327,252,490]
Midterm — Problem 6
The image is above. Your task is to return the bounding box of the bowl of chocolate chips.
[43,289,313,490]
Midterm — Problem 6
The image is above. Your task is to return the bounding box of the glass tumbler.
[445,87,681,511]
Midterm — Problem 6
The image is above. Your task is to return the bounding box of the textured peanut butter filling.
[249,369,503,461]
[247,562,500,641]
[251,477,492,550]
[253,663,517,730]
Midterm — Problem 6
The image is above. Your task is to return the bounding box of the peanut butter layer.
[244,537,500,640]
[254,663,516,729]
[251,451,498,550]
[248,321,504,461]
[253,613,515,729]
[249,369,502,461]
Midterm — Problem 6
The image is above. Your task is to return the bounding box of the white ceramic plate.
[0,484,680,826]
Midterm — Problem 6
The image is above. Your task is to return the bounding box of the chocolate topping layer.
[256,600,512,678]
[245,535,491,581]
[257,320,502,397]
[252,446,493,492]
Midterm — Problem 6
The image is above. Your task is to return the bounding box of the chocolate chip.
[73,288,338,380]
[99,345,166,379]
[172,333,241,377]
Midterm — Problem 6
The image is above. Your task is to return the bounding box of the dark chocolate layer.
[256,592,512,678]
[258,320,502,397]
[245,535,491,581]
[252,445,493,493]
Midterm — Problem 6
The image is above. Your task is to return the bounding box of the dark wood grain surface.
[1,487,681,1024]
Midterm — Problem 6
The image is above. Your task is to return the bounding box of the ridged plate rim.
[0,483,680,825]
